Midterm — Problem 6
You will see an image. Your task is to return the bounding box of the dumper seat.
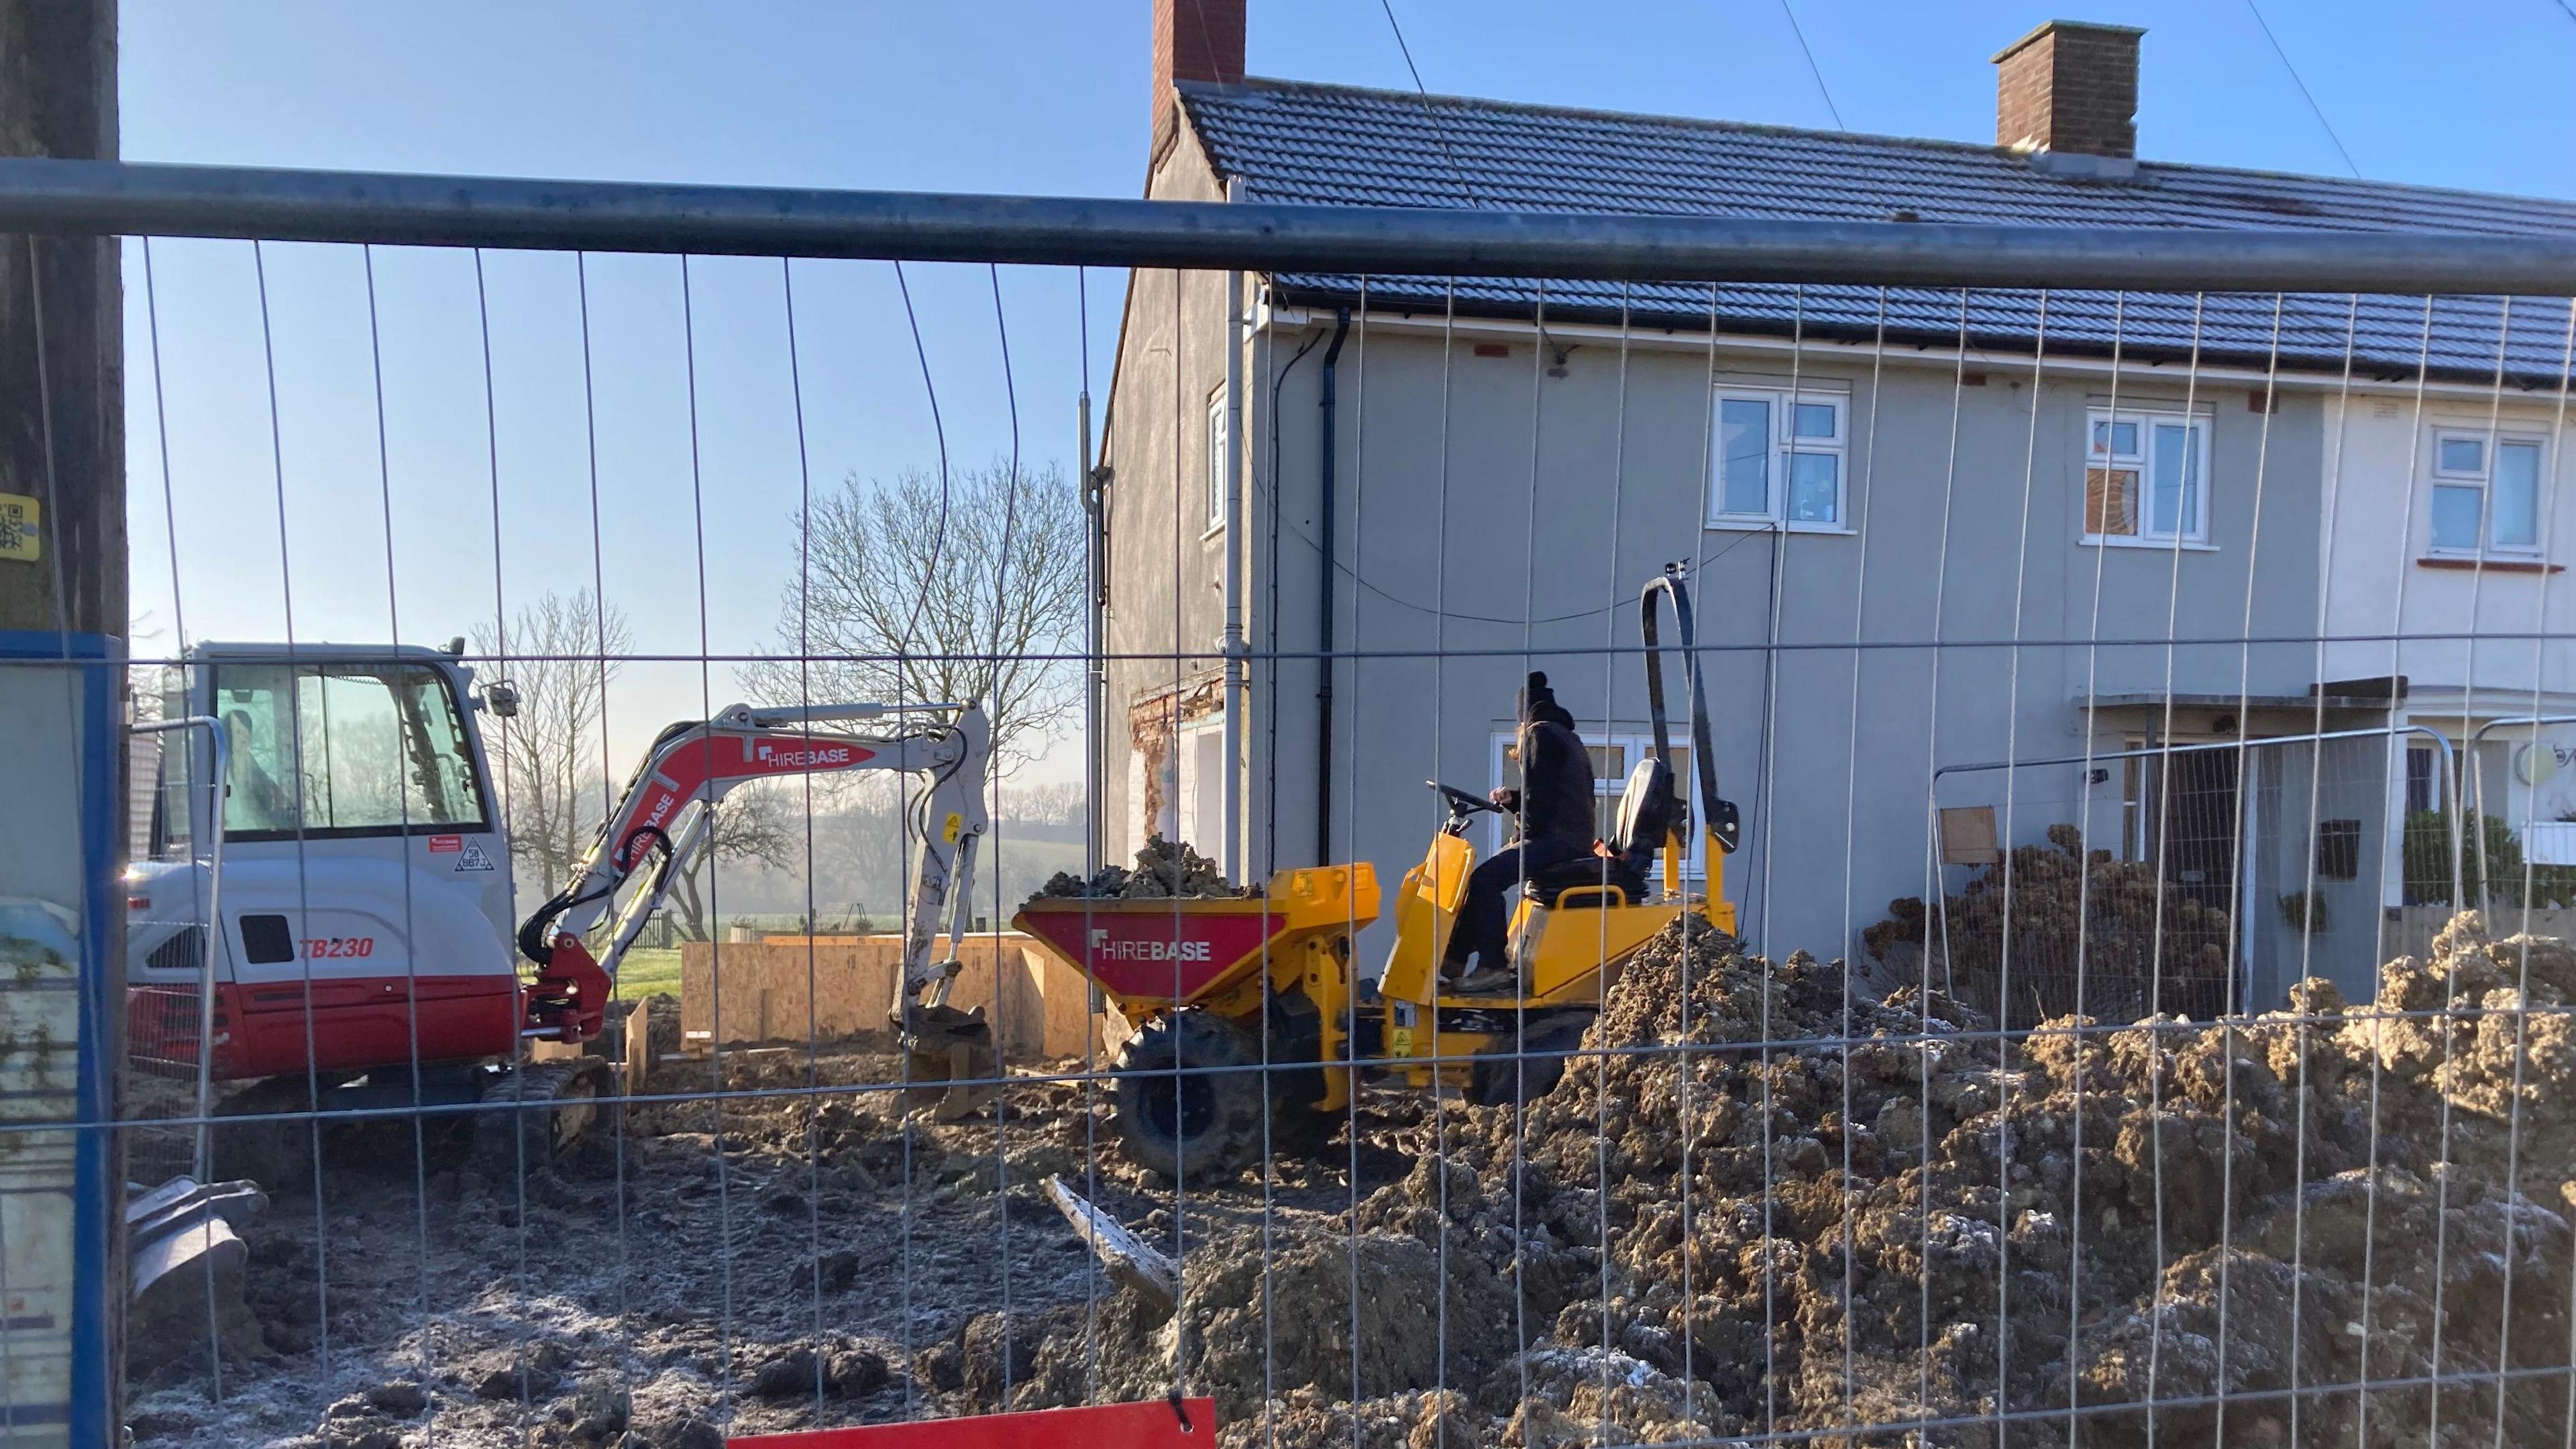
[1528,757,1674,909]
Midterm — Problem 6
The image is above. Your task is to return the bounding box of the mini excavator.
[125,640,1000,1183]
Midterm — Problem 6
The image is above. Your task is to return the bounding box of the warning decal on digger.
[942,812,963,844]
[452,840,496,872]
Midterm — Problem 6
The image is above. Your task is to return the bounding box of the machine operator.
[1440,671,1597,994]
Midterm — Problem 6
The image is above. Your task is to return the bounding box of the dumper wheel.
[1468,1014,1593,1108]
[1257,996,1336,1161]
[1112,1010,1267,1181]
[473,1059,616,1173]
[1265,1094,1338,1159]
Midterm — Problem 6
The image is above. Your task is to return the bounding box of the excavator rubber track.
[472,1058,618,1173]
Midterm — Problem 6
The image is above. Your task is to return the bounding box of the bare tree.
[1009,778,1089,830]
[741,460,1086,773]
[666,784,804,941]
[472,589,631,900]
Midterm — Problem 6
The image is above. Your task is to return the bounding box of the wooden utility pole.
[0,4,122,1445]
[0,0,121,636]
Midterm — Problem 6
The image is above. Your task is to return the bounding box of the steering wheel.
[1430,780,1500,816]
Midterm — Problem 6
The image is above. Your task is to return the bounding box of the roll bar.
[1640,561,1742,856]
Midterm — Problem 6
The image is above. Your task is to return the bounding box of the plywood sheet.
[680,933,1101,1058]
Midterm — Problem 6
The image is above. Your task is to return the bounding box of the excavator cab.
[1376,561,1742,1102]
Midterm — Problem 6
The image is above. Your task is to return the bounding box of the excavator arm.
[515,702,993,1049]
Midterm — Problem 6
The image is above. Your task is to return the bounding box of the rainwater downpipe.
[1265,322,1324,881]
[1313,307,1352,867]
[1220,270,1246,882]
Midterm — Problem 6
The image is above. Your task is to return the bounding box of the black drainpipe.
[1267,325,1324,882]
[1313,307,1352,867]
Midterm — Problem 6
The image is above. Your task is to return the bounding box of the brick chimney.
[1993,20,2143,161]
[1152,0,1246,150]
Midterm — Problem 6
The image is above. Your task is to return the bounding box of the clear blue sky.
[117,0,2576,773]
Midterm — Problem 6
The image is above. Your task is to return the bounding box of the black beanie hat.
[1517,671,1576,728]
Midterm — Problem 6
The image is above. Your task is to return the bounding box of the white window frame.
[2082,407,2212,547]
[1204,386,1228,533]
[1705,387,1849,531]
[1488,731,1705,879]
[2426,427,2548,557]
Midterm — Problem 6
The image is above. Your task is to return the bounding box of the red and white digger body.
[125,641,993,1106]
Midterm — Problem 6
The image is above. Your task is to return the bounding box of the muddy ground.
[126,909,2576,1446]
[119,1000,1430,1449]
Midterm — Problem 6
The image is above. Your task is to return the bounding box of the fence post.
[0,3,125,1443]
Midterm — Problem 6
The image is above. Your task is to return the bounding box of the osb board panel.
[1037,951,1108,1063]
[678,943,898,1048]
[679,933,1095,1057]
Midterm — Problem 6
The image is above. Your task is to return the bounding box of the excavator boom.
[515,701,993,1048]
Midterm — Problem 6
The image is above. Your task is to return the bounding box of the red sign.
[427,835,462,853]
[730,1397,1214,1448]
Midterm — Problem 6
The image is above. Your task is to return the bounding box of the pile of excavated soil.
[120,908,2576,1447]
[1252,909,2576,1446]
[1865,824,2239,1027]
[1030,835,1236,903]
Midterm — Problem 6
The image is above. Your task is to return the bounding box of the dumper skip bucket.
[1012,864,1379,1010]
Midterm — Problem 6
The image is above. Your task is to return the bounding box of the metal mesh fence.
[0,180,2570,1447]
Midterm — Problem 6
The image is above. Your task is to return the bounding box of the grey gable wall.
[1098,124,1236,869]
[1213,318,2330,973]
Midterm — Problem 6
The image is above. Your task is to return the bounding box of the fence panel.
[0,165,2563,1448]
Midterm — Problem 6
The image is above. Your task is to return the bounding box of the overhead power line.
[1375,0,1482,207]
[1776,0,1846,130]
[2243,0,2363,179]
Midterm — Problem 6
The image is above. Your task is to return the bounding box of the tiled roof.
[1180,78,2576,386]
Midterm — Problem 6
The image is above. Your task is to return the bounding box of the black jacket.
[1511,718,1596,846]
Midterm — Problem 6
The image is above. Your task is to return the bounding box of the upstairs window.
[1708,388,1846,529]
[2428,430,2545,555]
[2086,407,2209,545]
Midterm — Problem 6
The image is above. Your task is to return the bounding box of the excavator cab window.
[213,663,489,840]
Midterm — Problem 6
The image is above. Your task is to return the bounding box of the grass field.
[614,947,684,1002]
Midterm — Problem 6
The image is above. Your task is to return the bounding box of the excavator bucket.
[900,1002,999,1122]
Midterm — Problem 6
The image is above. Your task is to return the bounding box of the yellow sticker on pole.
[941,812,963,845]
[0,493,38,562]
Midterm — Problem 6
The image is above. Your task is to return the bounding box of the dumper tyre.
[1260,997,1335,1161]
[1112,1010,1267,1181]
[1263,1093,1338,1161]
[1468,1014,1593,1108]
